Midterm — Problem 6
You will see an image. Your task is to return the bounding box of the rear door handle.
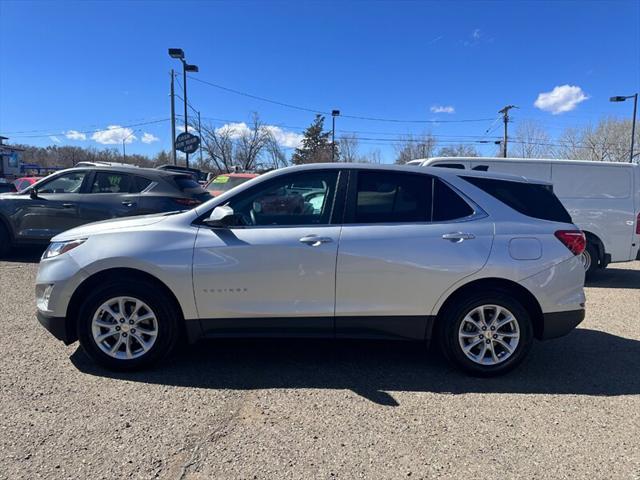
[121,201,137,207]
[299,235,333,246]
[442,232,475,242]
[62,203,75,208]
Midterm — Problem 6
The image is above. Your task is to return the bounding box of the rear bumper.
[541,309,585,340]
[37,311,76,345]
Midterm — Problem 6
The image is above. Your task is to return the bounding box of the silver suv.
[35,164,586,375]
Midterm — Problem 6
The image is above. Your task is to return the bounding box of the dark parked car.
[0,180,17,194]
[0,165,210,256]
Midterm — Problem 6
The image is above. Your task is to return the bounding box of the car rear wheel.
[77,279,180,370]
[439,291,533,376]
[581,241,599,280]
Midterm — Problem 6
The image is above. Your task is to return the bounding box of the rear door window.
[432,179,475,221]
[132,176,153,193]
[462,176,572,223]
[354,171,433,223]
[90,172,131,193]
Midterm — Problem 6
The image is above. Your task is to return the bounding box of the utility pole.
[632,94,638,163]
[498,105,517,158]
[183,63,189,168]
[331,109,340,162]
[170,70,177,165]
[198,111,203,166]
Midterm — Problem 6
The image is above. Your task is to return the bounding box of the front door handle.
[62,203,75,208]
[299,235,333,246]
[442,232,475,242]
[121,201,137,207]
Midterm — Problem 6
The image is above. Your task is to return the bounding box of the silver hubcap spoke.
[458,304,520,366]
[91,296,158,360]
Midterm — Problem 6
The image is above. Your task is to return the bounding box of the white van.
[419,157,640,276]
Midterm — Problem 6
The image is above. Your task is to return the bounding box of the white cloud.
[263,125,304,148]
[65,130,86,141]
[141,132,159,144]
[178,125,198,134]
[214,122,303,148]
[49,136,61,144]
[91,125,136,144]
[534,85,589,115]
[472,28,481,40]
[215,122,252,139]
[430,105,455,114]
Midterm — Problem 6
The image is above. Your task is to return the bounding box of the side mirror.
[204,205,237,228]
[30,189,38,199]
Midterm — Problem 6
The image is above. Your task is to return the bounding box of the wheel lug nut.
[485,339,491,344]
[490,326,495,331]
[129,319,134,324]
[115,326,120,331]
[479,334,484,339]
[481,326,487,331]
[493,334,498,339]
[120,318,125,323]
[131,328,136,333]
[122,333,127,337]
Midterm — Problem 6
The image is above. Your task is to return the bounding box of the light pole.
[331,109,340,162]
[610,93,638,163]
[169,48,199,168]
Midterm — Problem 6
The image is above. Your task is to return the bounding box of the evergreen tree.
[291,115,336,164]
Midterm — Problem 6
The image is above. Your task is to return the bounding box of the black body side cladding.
[541,309,585,340]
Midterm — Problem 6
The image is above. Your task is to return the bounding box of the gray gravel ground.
[1,248,639,479]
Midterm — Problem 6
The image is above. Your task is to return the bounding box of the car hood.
[52,212,180,242]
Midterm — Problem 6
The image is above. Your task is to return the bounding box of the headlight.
[42,239,87,259]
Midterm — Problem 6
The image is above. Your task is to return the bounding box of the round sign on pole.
[175,132,201,154]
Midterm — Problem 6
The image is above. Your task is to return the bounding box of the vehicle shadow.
[71,328,640,406]
[586,262,640,289]
[0,245,46,264]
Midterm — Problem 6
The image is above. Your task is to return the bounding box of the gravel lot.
[1,248,639,479]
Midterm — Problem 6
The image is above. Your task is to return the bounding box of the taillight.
[636,212,640,235]
[173,198,201,207]
[554,230,586,256]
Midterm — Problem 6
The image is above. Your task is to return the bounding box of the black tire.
[0,222,10,258]
[438,290,533,376]
[77,279,180,370]
[582,241,599,280]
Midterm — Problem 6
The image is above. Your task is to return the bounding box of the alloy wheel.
[458,304,520,366]
[91,296,158,360]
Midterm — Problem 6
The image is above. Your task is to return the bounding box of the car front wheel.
[439,292,533,376]
[77,279,180,370]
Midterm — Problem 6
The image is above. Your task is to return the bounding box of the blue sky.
[1,0,639,161]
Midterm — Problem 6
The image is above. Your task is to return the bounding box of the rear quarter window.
[172,175,210,201]
[462,176,572,223]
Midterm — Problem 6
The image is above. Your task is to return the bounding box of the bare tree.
[394,133,437,164]
[555,117,640,162]
[199,113,281,173]
[511,120,553,158]
[437,144,479,157]
[338,134,360,162]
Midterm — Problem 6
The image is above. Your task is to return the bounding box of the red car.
[13,177,39,192]
[206,173,259,197]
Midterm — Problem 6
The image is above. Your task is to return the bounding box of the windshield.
[207,175,253,193]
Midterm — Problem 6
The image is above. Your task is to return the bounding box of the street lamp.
[331,109,340,162]
[168,48,199,168]
[610,93,638,163]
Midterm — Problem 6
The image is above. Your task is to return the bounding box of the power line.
[189,76,496,124]
[6,118,170,139]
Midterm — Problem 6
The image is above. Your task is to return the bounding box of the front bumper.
[37,311,76,345]
[541,308,585,340]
